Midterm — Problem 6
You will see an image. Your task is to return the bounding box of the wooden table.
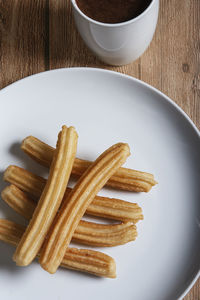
[0,0,199,298]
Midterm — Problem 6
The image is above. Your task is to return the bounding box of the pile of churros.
[0,125,157,278]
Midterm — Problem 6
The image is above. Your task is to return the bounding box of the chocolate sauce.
[75,0,152,24]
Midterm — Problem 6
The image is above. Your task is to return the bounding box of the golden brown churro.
[71,220,137,247]
[0,219,25,247]
[2,185,35,220]
[4,166,143,223]
[2,185,137,247]
[40,143,130,273]
[13,126,78,266]
[22,136,157,192]
[0,219,116,278]
[3,165,46,198]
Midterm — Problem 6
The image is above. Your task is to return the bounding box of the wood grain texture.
[0,0,199,298]
[0,0,48,88]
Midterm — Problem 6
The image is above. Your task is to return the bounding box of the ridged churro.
[22,136,157,192]
[40,143,130,274]
[2,185,137,247]
[4,166,143,223]
[2,185,35,220]
[13,126,78,266]
[0,219,116,278]
[71,220,137,247]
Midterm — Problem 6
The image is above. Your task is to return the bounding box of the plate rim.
[0,67,199,300]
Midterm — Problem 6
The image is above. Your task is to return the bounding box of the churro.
[13,126,78,266]
[4,166,143,223]
[2,185,137,246]
[2,185,35,220]
[0,219,116,278]
[70,220,137,247]
[40,143,130,273]
[22,136,157,192]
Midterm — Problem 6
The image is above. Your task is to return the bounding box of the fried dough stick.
[4,166,143,223]
[40,143,130,273]
[0,219,116,278]
[13,126,78,266]
[2,185,137,247]
[22,136,157,192]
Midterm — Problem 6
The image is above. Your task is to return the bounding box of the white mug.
[71,0,159,66]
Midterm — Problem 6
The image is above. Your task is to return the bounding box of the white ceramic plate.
[0,68,199,300]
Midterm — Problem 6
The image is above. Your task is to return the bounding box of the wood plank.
[0,0,48,89]
[140,0,200,130]
[185,279,200,300]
